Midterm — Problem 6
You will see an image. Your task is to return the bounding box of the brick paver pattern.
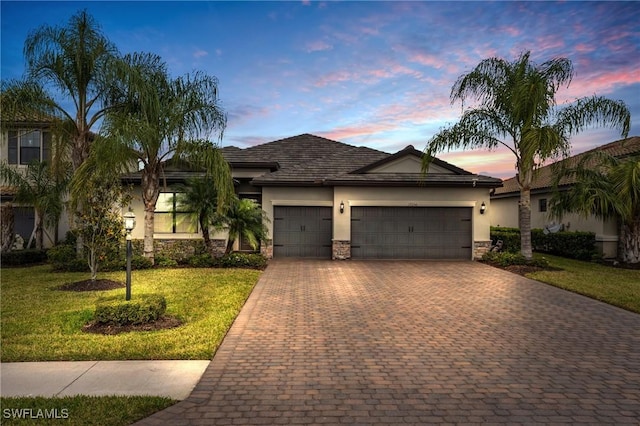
[138,260,640,425]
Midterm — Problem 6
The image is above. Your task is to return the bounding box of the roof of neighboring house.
[493,136,640,197]
[226,134,502,188]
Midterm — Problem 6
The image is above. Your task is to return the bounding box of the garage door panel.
[351,206,472,260]
[273,206,332,258]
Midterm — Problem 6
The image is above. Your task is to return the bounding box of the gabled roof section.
[493,136,640,196]
[352,145,472,175]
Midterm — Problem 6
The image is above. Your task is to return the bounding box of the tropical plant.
[1,10,121,256]
[175,176,225,257]
[0,161,70,249]
[98,52,234,264]
[223,197,269,254]
[424,51,630,260]
[69,144,131,281]
[550,150,640,263]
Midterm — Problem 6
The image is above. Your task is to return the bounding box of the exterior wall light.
[339,201,345,214]
[123,210,136,301]
[480,202,486,215]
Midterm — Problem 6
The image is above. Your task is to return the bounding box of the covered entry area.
[350,206,473,259]
[272,206,333,258]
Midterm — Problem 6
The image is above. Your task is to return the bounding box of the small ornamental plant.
[94,294,167,326]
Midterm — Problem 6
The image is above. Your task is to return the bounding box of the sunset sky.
[2,1,639,178]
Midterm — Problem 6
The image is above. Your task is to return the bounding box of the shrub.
[489,227,521,253]
[131,255,154,270]
[48,244,76,265]
[532,229,596,260]
[1,249,48,266]
[482,251,549,268]
[187,253,216,268]
[94,294,167,326]
[216,253,267,269]
[155,257,178,268]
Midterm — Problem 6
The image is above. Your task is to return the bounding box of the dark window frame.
[154,192,199,234]
[539,198,548,213]
[7,129,52,165]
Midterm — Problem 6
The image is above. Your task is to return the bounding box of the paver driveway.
[138,260,640,425]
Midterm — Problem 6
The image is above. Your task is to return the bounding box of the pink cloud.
[305,40,333,53]
[319,123,399,141]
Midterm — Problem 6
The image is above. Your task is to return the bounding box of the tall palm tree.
[175,176,225,257]
[1,10,121,256]
[424,51,630,260]
[223,197,269,254]
[550,150,640,263]
[0,160,70,249]
[98,53,234,264]
[1,10,119,173]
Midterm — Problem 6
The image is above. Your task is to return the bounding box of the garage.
[350,206,472,259]
[273,206,333,258]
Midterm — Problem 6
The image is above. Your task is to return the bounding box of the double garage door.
[272,206,472,259]
[352,207,472,260]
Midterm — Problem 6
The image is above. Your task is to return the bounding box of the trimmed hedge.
[187,252,268,269]
[490,227,597,260]
[1,249,48,266]
[94,294,167,326]
[48,244,153,272]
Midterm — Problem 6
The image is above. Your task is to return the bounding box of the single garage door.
[351,206,472,259]
[273,206,333,258]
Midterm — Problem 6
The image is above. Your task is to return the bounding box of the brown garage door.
[273,206,333,258]
[351,206,472,259]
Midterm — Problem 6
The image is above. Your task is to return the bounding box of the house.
[490,136,640,258]
[0,118,70,249]
[124,134,502,260]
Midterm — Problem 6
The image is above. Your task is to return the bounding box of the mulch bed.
[57,279,125,292]
[480,261,553,276]
[82,316,183,335]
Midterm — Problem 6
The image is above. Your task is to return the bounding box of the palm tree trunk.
[225,237,234,255]
[619,216,640,264]
[141,165,160,265]
[519,187,533,261]
[35,212,44,250]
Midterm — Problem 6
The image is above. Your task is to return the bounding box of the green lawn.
[528,254,640,313]
[1,265,261,362]
[0,396,175,426]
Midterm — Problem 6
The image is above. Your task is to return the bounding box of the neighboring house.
[490,136,640,258]
[124,134,502,260]
[0,119,69,249]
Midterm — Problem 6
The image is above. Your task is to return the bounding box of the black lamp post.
[123,210,136,301]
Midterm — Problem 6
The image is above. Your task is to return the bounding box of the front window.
[8,129,52,165]
[154,192,198,233]
[539,198,547,213]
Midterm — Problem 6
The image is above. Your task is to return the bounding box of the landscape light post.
[123,210,136,301]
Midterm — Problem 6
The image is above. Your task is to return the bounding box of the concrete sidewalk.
[0,360,209,400]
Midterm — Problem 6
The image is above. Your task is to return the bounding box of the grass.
[0,395,175,426]
[1,265,261,362]
[527,254,640,314]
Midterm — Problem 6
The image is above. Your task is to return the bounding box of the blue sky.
[2,1,639,178]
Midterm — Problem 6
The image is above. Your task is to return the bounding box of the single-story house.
[490,136,640,258]
[124,134,502,260]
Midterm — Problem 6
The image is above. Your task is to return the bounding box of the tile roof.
[225,133,502,188]
[493,136,640,196]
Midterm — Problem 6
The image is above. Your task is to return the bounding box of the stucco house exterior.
[0,118,70,249]
[490,136,640,259]
[124,134,502,260]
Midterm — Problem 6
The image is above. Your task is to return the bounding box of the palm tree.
[550,150,640,263]
[98,53,234,264]
[175,176,225,257]
[1,10,120,255]
[424,51,630,260]
[223,197,269,254]
[0,160,70,249]
[1,9,119,173]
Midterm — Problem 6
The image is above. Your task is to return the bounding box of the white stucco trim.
[347,200,477,207]
[269,200,334,207]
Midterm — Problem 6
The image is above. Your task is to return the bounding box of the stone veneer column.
[261,239,273,259]
[332,240,351,260]
[473,240,491,260]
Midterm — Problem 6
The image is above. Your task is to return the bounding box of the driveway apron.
[137,260,640,425]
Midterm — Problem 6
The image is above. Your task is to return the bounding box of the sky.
[1,1,639,178]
